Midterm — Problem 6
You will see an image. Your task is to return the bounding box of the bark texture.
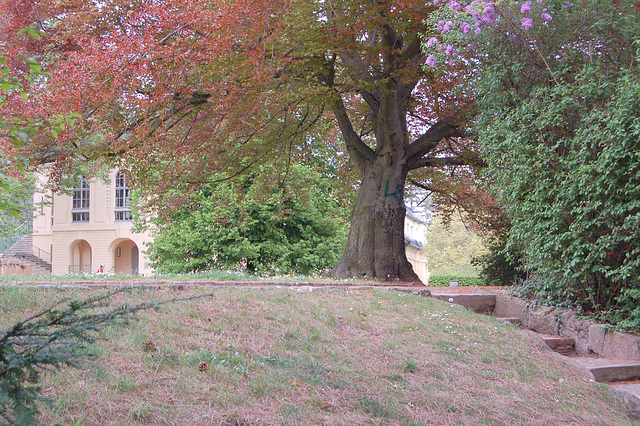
[332,158,418,281]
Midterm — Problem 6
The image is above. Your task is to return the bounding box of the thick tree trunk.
[331,156,419,283]
[326,25,464,283]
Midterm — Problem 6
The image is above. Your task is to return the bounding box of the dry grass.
[0,285,635,425]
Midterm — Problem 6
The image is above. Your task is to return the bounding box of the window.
[72,176,90,222]
[115,171,132,221]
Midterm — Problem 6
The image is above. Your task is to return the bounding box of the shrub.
[473,0,640,326]
[147,163,349,276]
[472,234,526,286]
[427,274,483,287]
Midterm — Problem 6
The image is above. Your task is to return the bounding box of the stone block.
[587,326,640,360]
[588,324,607,356]
[589,364,640,383]
[541,336,575,355]
[610,384,640,420]
[603,331,640,361]
[556,310,594,356]
[521,306,558,335]
[431,294,495,315]
[490,292,528,320]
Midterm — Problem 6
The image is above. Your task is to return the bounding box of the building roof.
[404,234,423,250]
[405,207,428,225]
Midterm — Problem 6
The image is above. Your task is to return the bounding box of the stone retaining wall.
[485,289,640,360]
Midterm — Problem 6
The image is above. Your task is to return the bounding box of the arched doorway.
[113,239,139,274]
[70,240,92,274]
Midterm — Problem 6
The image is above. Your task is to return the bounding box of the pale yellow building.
[31,169,153,275]
[404,209,429,283]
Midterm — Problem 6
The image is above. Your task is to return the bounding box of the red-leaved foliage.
[1,0,498,228]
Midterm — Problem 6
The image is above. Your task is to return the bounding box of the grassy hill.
[1,285,634,425]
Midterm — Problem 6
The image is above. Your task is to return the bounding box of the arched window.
[115,171,131,221]
[72,176,90,222]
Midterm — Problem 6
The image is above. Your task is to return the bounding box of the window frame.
[114,171,132,221]
[71,176,90,223]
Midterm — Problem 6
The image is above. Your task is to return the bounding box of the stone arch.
[110,238,139,274]
[70,239,92,274]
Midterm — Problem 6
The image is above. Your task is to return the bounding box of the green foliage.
[425,214,486,277]
[148,163,349,276]
[427,274,483,287]
[472,234,526,286]
[0,290,158,425]
[0,29,79,217]
[0,173,34,240]
[473,0,640,327]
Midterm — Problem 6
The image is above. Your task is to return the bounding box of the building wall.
[404,211,429,284]
[406,246,428,283]
[32,170,153,275]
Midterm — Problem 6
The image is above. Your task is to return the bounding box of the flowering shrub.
[470,0,640,328]
[423,0,568,68]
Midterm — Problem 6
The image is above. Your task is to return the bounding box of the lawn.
[0,285,633,425]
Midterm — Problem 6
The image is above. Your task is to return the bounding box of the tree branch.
[409,154,486,171]
[406,119,464,168]
[331,96,375,171]
[338,51,380,113]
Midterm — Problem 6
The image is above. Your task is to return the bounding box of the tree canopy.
[2,0,484,282]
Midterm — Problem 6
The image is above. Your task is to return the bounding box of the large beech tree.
[2,0,480,282]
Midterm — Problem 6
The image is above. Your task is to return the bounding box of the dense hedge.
[427,274,484,287]
[473,0,640,329]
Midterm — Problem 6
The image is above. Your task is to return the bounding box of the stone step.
[541,335,575,355]
[430,294,496,315]
[609,383,640,419]
[496,317,522,326]
[572,358,640,383]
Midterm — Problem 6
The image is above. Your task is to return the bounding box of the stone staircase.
[1,234,52,274]
[424,287,640,419]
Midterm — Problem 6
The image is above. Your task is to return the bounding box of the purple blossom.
[437,20,445,32]
[427,37,438,47]
[426,55,436,67]
[536,0,543,2]
[521,17,533,30]
[563,2,574,8]
[520,1,531,14]
[450,1,463,12]
[445,45,456,56]
[434,0,441,5]
[484,4,495,19]
[436,45,444,51]
[460,22,472,34]
[541,12,553,21]
[442,20,454,34]
[481,14,495,24]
